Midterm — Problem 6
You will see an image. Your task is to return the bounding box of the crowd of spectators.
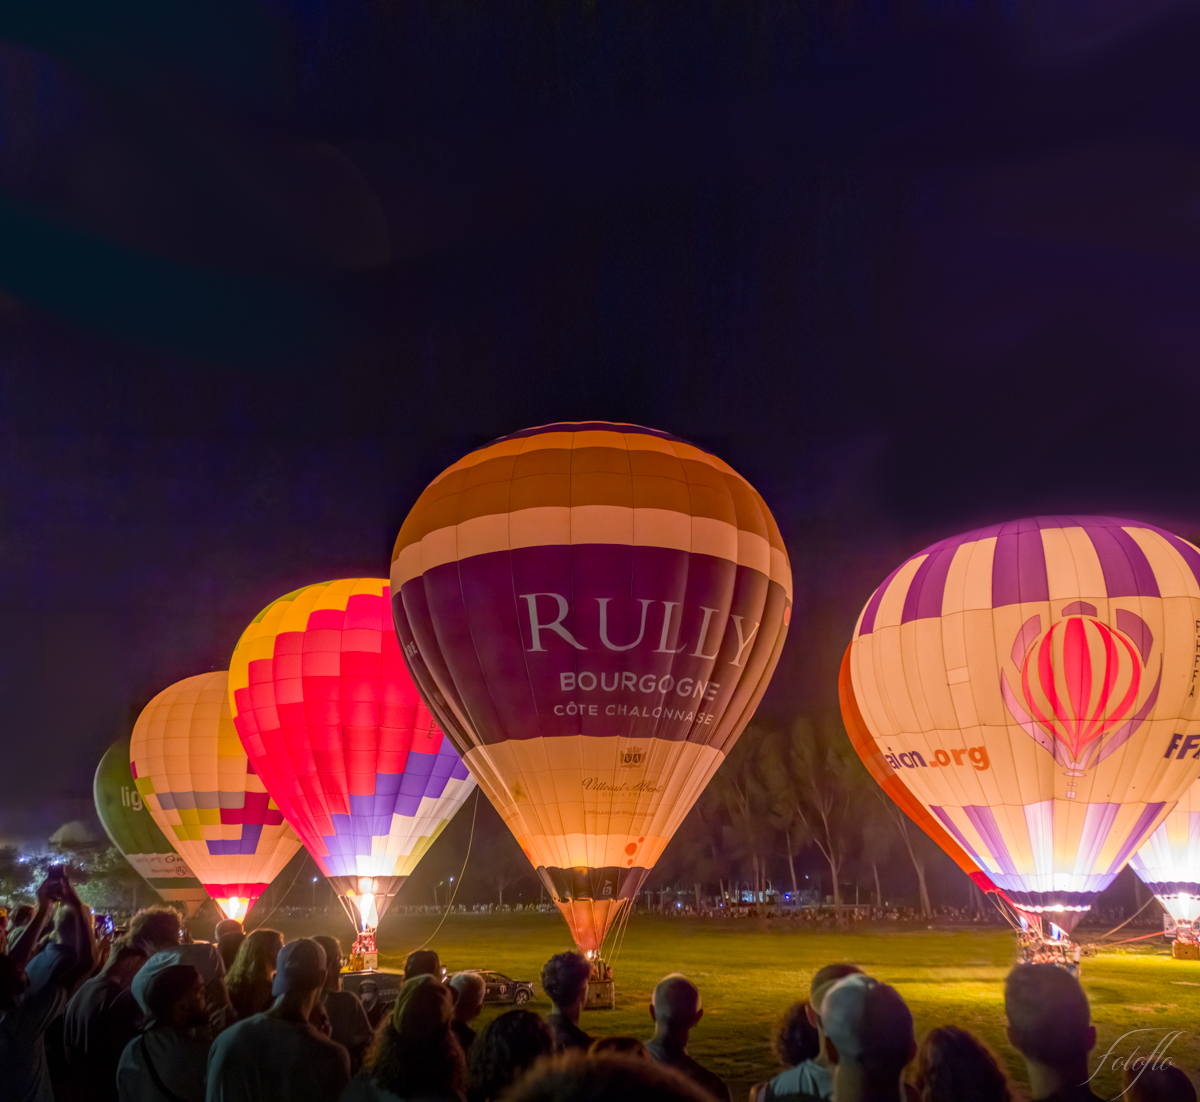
[1,866,1197,1102]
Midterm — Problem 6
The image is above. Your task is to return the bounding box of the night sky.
[4,0,1200,840]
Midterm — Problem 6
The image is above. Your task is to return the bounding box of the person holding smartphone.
[0,866,99,1102]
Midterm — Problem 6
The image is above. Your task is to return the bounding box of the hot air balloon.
[130,672,303,921]
[94,740,208,915]
[390,422,792,954]
[842,516,1200,936]
[227,579,476,964]
[1130,777,1200,945]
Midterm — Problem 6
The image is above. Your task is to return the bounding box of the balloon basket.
[585,979,615,1010]
[350,928,379,972]
[1172,940,1200,960]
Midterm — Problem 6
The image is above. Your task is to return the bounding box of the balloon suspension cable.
[414,787,480,954]
[1096,893,1158,941]
[245,857,307,932]
[604,892,637,967]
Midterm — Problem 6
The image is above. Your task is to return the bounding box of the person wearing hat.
[116,963,211,1102]
[818,974,915,1102]
[344,973,466,1102]
[206,938,350,1102]
[752,963,864,1102]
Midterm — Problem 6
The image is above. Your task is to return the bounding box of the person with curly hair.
[345,973,465,1102]
[910,1026,1011,1102]
[540,952,593,1053]
[225,928,283,1021]
[468,1008,554,1101]
[750,1001,824,1102]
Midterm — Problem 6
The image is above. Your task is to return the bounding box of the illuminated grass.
[265,912,1200,1098]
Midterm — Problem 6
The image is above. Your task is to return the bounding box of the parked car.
[459,969,534,1005]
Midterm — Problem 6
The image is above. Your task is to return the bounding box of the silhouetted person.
[752,1001,822,1102]
[468,1008,554,1102]
[0,869,96,1102]
[1123,1056,1197,1102]
[505,1051,713,1102]
[820,974,915,1102]
[129,907,230,1029]
[911,1025,1011,1102]
[117,963,211,1102]
[1004,964,1101,1102]
[214,921,244,975]
[645,973,730,1102]
[206,938,349,1102]
[225,928,283,1021]
[404,949,441,981]
[449,972,485,1054]
[541,953,592,1053]
[62,938,148,1101]
[312,936,371,1074]
[346,973,465,1102]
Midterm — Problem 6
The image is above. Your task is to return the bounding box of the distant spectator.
[313,936,372,1074]
[468,1008,554,1102]
[449,972,485,1054]
[591,1036,648,1059]
[1123,1056,1198,1102]
[911,1026,1011,1102]
[541,953,593,1053]
[226,929,283,1021]
[645,973,731,1102]
[820,974,915,1102]
[62,938,148,1101]
[346,973,464,1102]
[404,949,441,981]
[207,938,349,1102]
[1004,964,1101,1102]
[117,962,211,1102]
[214,921,245,975]
[505,1051,712,1102]
[0,869,96,1102]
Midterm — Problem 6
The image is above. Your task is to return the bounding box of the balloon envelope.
[391,422,792,951]
[1131,777,1200,927]
[227,578,476,927]
[844,516,1200,932]
[94,739,208,915]
[130,672,303,920]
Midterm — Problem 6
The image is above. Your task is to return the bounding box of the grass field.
[262,911,1200,1099]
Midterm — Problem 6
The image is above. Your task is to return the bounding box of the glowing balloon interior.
[93,740,209,915]
[391,422,792,952]
[845,516,1200,933]
[129,672,303,919]
[227,578,476,946]
[1131,777,1200,940]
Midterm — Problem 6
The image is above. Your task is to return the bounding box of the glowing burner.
[217,896,249,922]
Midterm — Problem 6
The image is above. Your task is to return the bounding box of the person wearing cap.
[1004,964,1102,1102]
[344,973,466,1102]
[644,973,731,1102]
[447,972,485,1054]
[819,973,915,1102]
[312,936,372,1074]
[116,963,211,1102]
[206,938,350,1102]
[753,964,864,1102]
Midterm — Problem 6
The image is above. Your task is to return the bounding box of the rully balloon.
[390,421,792,952]
[94,739,208,915]
[844,516,1200,933]
[130,672,303,921]
[1131,777,1200,941]
[227,578,476,951]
